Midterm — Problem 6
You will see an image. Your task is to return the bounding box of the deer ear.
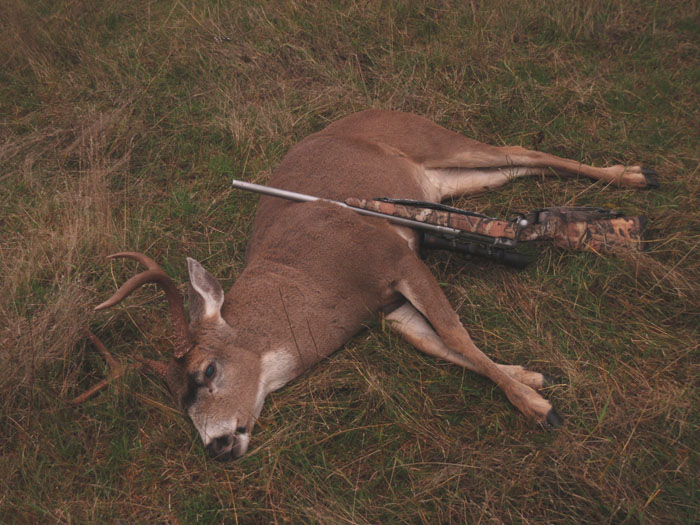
[187,258,225,324]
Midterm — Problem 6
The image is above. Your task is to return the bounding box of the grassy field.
[1,0,698,522]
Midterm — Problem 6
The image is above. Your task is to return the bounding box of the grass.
[1,0,698,522]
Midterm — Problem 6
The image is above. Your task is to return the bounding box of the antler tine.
[70,328,130,405]
[71,328,171,405]
[95,270,176,311]
[97,252,193,359]
[107,251,162,270]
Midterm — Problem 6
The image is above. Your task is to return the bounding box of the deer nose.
[206,434,235,461]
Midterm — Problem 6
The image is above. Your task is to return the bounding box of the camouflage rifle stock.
[346,198,646,255]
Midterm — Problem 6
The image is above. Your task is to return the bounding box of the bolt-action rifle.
[232,179,646,269]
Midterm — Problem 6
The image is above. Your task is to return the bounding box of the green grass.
[1,0,698,522]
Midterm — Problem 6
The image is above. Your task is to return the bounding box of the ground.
[1,1,698,522]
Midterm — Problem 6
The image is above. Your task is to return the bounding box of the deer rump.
[89,110,656,460]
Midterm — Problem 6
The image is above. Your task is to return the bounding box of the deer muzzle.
[205,429,250,461]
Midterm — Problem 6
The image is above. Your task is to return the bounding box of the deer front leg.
[391,260,563,427]
[386,303,550,391]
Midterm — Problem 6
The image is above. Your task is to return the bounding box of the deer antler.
[71,328,170,405]
[73,253,186,405]
[70,328,130,404]
[96,252,193,358]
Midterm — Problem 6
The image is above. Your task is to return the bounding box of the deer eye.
[204,364,216,379]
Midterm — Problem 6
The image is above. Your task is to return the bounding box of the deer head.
[94,253,264,460]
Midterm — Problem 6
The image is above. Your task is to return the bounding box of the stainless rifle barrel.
[231,179,514,247]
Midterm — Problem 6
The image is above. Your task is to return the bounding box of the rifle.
[231,179,646,269]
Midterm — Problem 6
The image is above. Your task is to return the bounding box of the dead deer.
[88,110,656,460]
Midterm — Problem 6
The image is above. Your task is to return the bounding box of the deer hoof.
[641,167,659,189]
[545,408,564,428]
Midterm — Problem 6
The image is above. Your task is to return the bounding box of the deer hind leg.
[423,143,658,200]
[390,258,563,427]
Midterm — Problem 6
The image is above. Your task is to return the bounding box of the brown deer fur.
[95,110,656,460]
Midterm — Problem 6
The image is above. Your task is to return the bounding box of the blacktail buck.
[85,110,657,460]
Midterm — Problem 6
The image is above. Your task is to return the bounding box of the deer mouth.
[205,431,250,461]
